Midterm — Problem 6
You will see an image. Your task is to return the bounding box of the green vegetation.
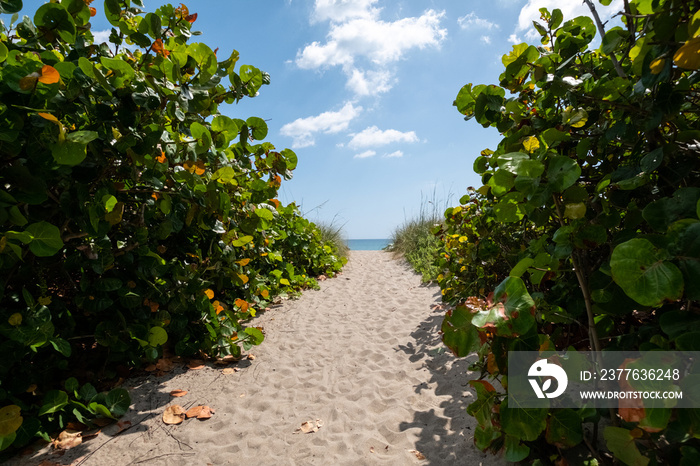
[438,0,700,464]
[315,219,349,263]
[387,194,446,282]
[0,0,345,454]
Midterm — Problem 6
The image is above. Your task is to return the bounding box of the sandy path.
[15,251,500,465]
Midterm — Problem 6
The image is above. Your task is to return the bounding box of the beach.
[14,251,500,466]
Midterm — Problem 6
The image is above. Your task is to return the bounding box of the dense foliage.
[439,0,700,464]
[0,0,345,453]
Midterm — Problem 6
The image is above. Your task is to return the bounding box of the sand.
[13,251,502,466]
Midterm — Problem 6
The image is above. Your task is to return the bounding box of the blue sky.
[11,0,624,238]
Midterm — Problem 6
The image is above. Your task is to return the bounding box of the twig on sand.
[74,413,156,466]
[130,452,196,464]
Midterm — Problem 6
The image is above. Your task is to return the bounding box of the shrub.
[440,1,700,464]
[0,0,345,453]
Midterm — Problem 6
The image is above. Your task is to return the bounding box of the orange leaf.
[152,39,169,58]
[234,298,249,312]
[213,300,224,314]
[260,289,270,299]
[156,358,174,372]
[82,0,95,5]
[469,379,496,392]
[197,406,213,419]
[38,65,60,84]
[204,289,215,300]
[194,160,206,175]
[185,13,197,23]
[175,3,189,19]
[156,151,167,163]
[237,273,249,284]
[236,258,251,266]
[185,405,203,418]
[38,112,60,123]
[169,390,188,397]
[269,199,280,209]
[89,7,96,16]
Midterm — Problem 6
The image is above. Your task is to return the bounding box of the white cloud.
[458,12,499,30]
[481,35,492,45]
[354,150,377,159]
[348,126,419,149]
[296,5,446,96]
[313,0,380,23]
[346,68,393,96]
[92,30,112,44]
[384,150,404,158]
[515,0,624,41]
[280,102,362,148]
[508,33,522,44]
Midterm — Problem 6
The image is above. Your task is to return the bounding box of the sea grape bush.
[439,0,700,464]
[0,0,345,452]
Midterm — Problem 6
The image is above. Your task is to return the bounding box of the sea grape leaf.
[604,427,649,466]
[611,239,683,307]
[105,388,130,417]
[25,221,63,257]
[546,409,583,447]
[504,435,530,462]
[472,276,535,336]
[38,390,69,416]
[0,405,22,436]
[501,397,547,441]
[441,304,480,357]
[547,156,581,192]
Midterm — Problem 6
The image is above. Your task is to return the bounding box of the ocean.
[346,239,392,251]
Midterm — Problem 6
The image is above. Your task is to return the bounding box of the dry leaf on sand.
[409,450,426,460]
[169,389,188,397]
[187,360,205,370]
[163,405,186,425]
[156,358,174,372]
[116,421,132,434]
[185,405,215,420]
[81,429,101,441]
[247,354,256,360]
[294,419,323,434]
[53,430,82,450]
[144,364,157,372]
[222,368,235,375]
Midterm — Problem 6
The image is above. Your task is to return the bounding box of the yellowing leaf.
[523,136,540,153]
[152,39,169,58]
[237,273,249,284]
[236,258,251,266]
[8,313,22,326]
[38,65,60,84]
[38,296,52,306]
[261,289,270,299]
[19,73,39,90]
[156,151,167,163]
[673,37,700,70]
[38,112,60,123]
[649,58,665,74]
[194,160,206,175]
[0,405,23,436]
[204,289,214,300]
[213,300,224,314]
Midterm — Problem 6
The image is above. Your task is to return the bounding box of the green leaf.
[147,326,168,346]
[105,388,130,417]
[0,432,16,452]
[244,327,264,345]
[38,390,69,416]
[603,427,649,466]
[0,0,22,14]
[50,337,71,357]
[25,221,63,257]
[472,276,535,336]
[246,117,268,140]
[231,235,253,247]
[0,42,8,63]
[501,397,547,441]
[611,239,683,307]
[546,409,583,447]
[441,304,480,357]
[676,222,700,300]
[504,434,530,462]
[281,149,298,170]
[66,130,98,145]
[547,156,581,192]
[52,141,87,166]
[34,3,76,43]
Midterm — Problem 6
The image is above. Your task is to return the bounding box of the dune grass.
[387,192,450,283]
[316,219,350,259]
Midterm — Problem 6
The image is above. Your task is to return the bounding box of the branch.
[583,0,628,79]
